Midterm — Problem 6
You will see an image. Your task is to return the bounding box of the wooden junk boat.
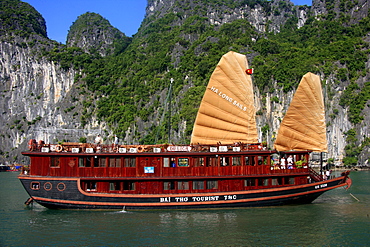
[19,52,351,209]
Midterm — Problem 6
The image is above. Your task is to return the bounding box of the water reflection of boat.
[18,51,351,209]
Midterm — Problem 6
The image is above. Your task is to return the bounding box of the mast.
[320,152,323,178]
[168,78,174,143]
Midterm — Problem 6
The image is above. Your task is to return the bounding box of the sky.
[22,0,312,44]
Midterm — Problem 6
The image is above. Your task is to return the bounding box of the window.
[245,156,255,166]
[178,158,189,167]
[124,157,136,167]
[86,157,92,167]
[206,157,217,167]
[272,178,283,186]
[100,157,107,167]
[109,157,121,167]
[94,157,99,167]
[245,178,255,187]
[258,178,269,186]
[258,156,263,165]
[206,180,218,189]
[193,157,204,167]
[220,157,229,166]
[163,157,170,167]
[109,182,121,191]
[123,181,135,190]
[232,156,241,166]
[30,182,40,190]
[79,158,84,167]
[86,181,97,191]
[164,181,175,190]
[50,157,60,167]
[192,180,204,190]
[92,157,107,167]
[178,181,189,190]
[285,177,295,185]
[258,156,269,165]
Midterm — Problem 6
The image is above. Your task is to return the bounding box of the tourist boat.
[0,164,10,172]
[18,52,351,209]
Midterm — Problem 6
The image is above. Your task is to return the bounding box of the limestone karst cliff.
[67,12,131,57]
[0,0,369,167]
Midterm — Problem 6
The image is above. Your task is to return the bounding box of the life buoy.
[137,146,144,152]
[55,145,63,152]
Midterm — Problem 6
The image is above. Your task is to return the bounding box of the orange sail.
[190,51,258,145]
[274,72,327,152]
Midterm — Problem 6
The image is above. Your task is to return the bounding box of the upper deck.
[23,141,311,179]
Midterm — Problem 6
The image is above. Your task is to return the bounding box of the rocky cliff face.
[0,0,369,167]
[67,12,131,57]
[146,0,307,34]
[0,34,100,164]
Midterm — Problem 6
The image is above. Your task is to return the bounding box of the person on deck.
[95,134,103,145]
[287,155,293,169]
[170,158,176,167]
[280,157,286,169]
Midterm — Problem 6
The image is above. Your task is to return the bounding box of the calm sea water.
[1,171,369,246]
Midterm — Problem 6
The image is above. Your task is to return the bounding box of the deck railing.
[308,167,322,182]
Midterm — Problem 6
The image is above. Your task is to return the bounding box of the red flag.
[245,68,254,75]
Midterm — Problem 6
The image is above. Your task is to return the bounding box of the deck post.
[320,152,323,179]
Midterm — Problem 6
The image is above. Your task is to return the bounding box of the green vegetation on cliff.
[0,0,47,37]
[67,12,131,56]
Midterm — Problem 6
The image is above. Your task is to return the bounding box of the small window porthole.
[57,182,66,191]
[44,182,52,191]
[30,182,40,190]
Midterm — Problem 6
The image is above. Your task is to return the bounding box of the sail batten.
[197,101,253,125]
[195,114,253,130]
[198,115,258,133]
[274,72,327,152]
[190,51,258,145]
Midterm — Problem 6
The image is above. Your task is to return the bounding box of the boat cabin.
[24,142,315,196]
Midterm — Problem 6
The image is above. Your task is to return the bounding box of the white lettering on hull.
[159,195,238,203]
[160,197,171,202]
[315,183,328,189]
